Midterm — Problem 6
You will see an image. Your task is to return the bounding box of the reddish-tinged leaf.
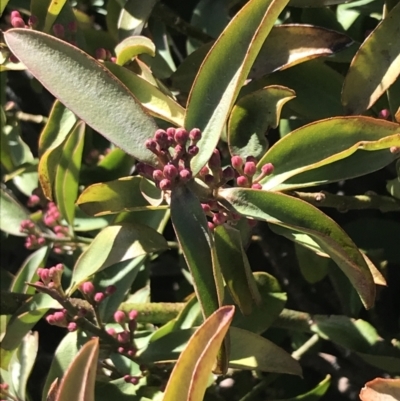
[360,378,400,401]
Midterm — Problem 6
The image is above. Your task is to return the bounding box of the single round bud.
[179,169,192,182]
[199,166,209,176]
[28,14,38,27]
[11,16,25,28]
[124,375,131,383]
[80,281,95,295]
[94,292,105,303]
[231,156,244,170]
[117,346,125,354]
[129,376,140,385]
[11,11,22,19]
[46,314,56,325]
[67,322,78,332]
[159,179,172,191]
[187,145,199,156]
[207,222,215,231]
[95,48,107,60]
[27,194,40,207]
[166,127,176,139]
[154,129,169,149]
[114,310,127,324]
[129,310,138,321]
[145,139,158,152]
[163,164,178,180]
[208,149,221,169]
[201,203,211,213]
[222,166,235,181]
[244,161,256,177]
[189,128,202,143]
[152,169,164,181]
[173,144,185,159]
[390,146,400,154]
[174,128,189,145]
[52,23,65,38]
[38,268,50,283]
[251,183,262,190]
[37,237,46,246]
[105,285,117,295]
[212,212,227,226]
[106,327,116,337]
[237,175,249,187]
[117,330,130,343]
[126,348,137,357]
[261,163,274,175]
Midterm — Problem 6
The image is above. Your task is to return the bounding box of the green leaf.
[68,223,168,293]
[214,225,261,315]
[170,185,219,318]
[295,244,330,284]
[342,2,400,114]
[77,177,167,216]
[43,0,68,33]
[258,116,400,191]
[0,0,9,16]
[290,0,357,5]
[0,188,30,237]
[163,306,235,401]
[10,247,49,294]
[41,331,80,401]
[115,35,156,65]
[269,374,331,401]
[228,86,295,159]
[105,61,185,126]
[229,327,302,375]
[185,0,290,175]
[4,29,158,165]
[218,188,375,308]
[9,332,39,401]
[250,24,352,80]
[54,121,85,225]
[54,337,99,401]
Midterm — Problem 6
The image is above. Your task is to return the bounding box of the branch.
[294,191,400,213]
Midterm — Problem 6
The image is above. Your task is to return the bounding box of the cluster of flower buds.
[52,21,78,46]
[230,155,274,189]
[36,264,64,290]
[95,48,116,63]
[200,200,239,231]
[137,127,202,191]
[79,281,117,305]
[9,10,37,28]
[106,310,139,357]
[20,219,46,250]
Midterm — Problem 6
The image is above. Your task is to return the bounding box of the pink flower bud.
[201,203,211,213]
[129,376,139,385]
[189,128,201,143]
[114,310,127,324]
[52,23,65,38]
[124,374,131,383]
[166,127,176,140]
[127,348,137,357]
[173,144,185,159]
[261,163,274,175]
[94,292,105,303]
[117,346,125,354]
[187,145,199,156]
[110,56,117,63]
[80,281,95,295]
[106,328,116,337]
[231,156,243,170]
[179,169,192,182]
[174,128,189,145]
[207,222,215,231]
[9,54,20,63]
[67,322,78,332]
[244,161,256,176]
[28,15,38,27]
[213,212,227,226]
[237,176,249,187]
[105,285,117,295]
[38,268,50,283]
[163,164,178,180]
[154,129,169,149]
[55,263,64,272]
[199,166,209,176]
[46,314,56,325]
[37,237,46,246]
[95,48,107,60]
[251,183,262,190]
[128,310,138,321]
[11,17,25,28]
[208,149,221,169]
[152,169,164,181]
[11,11,22,19]
[145,139,158,152]
[390,146,400,154]
[67,21,78,33]
[159,179,172,191]
[27,194,40,207]
[117,330,130,343]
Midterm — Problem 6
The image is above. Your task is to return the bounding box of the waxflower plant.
[1,0,400,400]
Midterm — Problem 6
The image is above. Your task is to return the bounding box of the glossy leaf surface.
[258,116,400,191]
[228,86,295,159]
[219,188,375,308]
[342,2,400,114]
[55,337,99,401]
[185,0,290,175]
[171,185,219,318]
[0,188,30,236]
[68,223,167,292]
[163,306,234,401]
[54,121,85,225]
[4,29,158,165]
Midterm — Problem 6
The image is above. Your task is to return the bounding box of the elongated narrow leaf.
[115,35,156,65]
[54,122,85,225]
[185,0,290,175]
[77,176,166,216]
[43,0,68,32]
[68,223,168,292]
[214,225,261,315]
[257,116,400,191]
[219,188,375,308]
[105,61,185,126]
[342,2,400,114]
[163,306,235,401]
[171,185,220,318]
[230,327,302,375]
[55,337,99,401]
[4,29,158,165]
[228,86,295,159]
